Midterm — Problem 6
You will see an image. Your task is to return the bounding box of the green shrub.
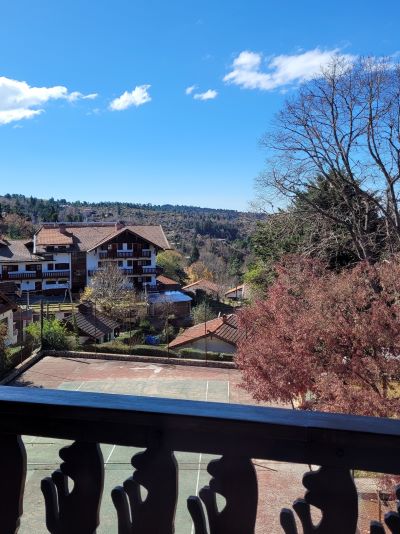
[158,325,177,344]
[119,329,144,345]
[129,345,178,357]
[79,342,177,358]
[81,341,132,354]
[138,319,155,335]
[26,319,73,351]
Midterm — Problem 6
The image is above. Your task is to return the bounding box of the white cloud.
[193,89,218,100]
[67,91,98,102]
[109,85,151,111]
[0,76,98,124]
[185,85,196,95]
[223,48,356,91]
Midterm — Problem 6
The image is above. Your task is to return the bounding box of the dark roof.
[0,239,41,263]
[65,309,119,339]
[0,291,17,315]
[169,313,244,349]
[35,223,170,252]
[0,282,20,299]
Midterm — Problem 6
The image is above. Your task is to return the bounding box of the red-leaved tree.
[236,255,400,417]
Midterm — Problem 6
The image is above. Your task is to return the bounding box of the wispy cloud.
[109,85,151,111]
[0,76,98,125]
[223,48,356,91]
[67,91,98,102]
[185,85,196,95]
[193,89,218,101]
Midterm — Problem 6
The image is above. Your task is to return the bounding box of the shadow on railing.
[0,386,399,533]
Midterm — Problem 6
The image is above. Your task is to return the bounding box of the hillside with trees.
[0,193,260,288]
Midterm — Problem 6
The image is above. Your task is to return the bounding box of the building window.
[48,264,54,270]
[26,264,41,271]
[127,243,133,250]
[46,281,57,286]
[118,261,123,267]
[55,263,69,270]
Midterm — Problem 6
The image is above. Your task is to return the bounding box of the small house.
[147,291,192,319]
[64,303,120,345]
[168,313,244,354]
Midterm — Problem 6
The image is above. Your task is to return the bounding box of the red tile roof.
[35,223,171,252]
[156,275,181,287]
[182,279,219,295]
[168,313,244,349]
[36,229,73,246]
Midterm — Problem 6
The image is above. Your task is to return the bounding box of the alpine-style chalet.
[0,222,170,295]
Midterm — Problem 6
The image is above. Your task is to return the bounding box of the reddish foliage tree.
[236,255,400,417]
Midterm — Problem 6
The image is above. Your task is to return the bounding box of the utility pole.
[40,299,44,349]
[204,299,208,366]
[94,300,97,351]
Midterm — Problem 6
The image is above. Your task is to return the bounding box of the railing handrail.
[0,386,399,474]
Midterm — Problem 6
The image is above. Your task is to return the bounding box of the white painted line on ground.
[191,380,209,534]
[105,444,116,465]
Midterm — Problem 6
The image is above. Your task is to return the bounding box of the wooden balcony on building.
[89,266,156,277]
[1,271,39,280]
[0,270,70,281]
[98,250,152,260]
[0,385,399,532]
[42,271,70,279]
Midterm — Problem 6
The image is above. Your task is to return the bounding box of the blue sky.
[0,0,399,210]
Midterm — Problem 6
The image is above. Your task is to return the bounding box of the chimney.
[115,221,124,231]
[78,302,92,315]
[222,314,227,323]
[59,223,67,234]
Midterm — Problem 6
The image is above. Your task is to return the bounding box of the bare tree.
[258,56,400,261]
[87,262,134,318]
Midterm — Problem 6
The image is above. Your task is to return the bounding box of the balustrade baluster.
[188,455,258,534]
[112,436,178,534]
[0,434,26,534]
[41,441,104,534]
[280,466,358,534]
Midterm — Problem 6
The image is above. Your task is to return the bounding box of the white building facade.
[0,223,170,295]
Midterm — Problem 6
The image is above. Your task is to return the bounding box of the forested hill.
[0,195,262,279]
